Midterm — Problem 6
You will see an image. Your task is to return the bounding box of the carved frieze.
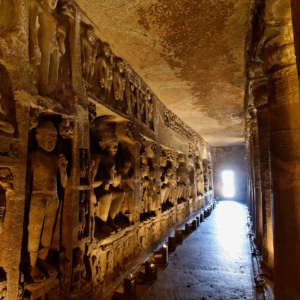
[164,106,195,140]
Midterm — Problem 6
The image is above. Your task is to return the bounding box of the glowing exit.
[222,170,235,198]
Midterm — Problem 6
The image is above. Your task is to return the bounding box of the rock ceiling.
[76,0,250,146]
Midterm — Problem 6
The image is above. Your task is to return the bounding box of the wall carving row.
[164,106,195,141]
[0,1,213,300]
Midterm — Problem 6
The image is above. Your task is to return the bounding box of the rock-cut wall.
[0,1,213,299]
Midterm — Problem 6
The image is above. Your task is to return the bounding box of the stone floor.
[139,200,255,300]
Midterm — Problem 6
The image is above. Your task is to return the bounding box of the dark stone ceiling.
[76,0,250,146]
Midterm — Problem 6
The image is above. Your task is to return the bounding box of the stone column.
[261,14,300,298]
[248,106,263,250]
[245,116,256,233]
[250,63,274,270]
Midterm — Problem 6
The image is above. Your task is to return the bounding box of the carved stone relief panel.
[90,115,135,239]
[126,74,139,118]
[70,247,91,299]
[195,155,204,198]
[29,0,75,104]
[176,153,188,204]
[22,113,73,293]
[139,137,157,222]
[187,154,196,201]
[160,147,176,212]
[164,106,195,140]
[78,190,89,240]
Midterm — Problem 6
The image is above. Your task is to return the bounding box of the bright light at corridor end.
[222,170,235,198]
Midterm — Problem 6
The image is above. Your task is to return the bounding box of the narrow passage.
[140,201,254,300]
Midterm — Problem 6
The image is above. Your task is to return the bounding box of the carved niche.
[22,113,73,291]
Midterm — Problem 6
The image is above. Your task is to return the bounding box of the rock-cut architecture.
[0,0,299,299]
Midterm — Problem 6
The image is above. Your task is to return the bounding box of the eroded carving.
[176,153,188,204]
[97,42,114,100]
[160,148,176,211]
[90,116,129,236]
[29,0,67,96]
[78,190,89,240]
[0,167,13,234]
[71,247,89,295]
[81,24,98,89]
[140,138,157,221]
[113,57,126,102]
[164,106,194,140]
[26,120,68,283]
[0,64,17,136]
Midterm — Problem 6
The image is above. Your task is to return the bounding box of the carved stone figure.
[0,167,13,234]
[91,255,103,286]
[59,118,74,139]
[119,158,135,222]
[176,154,188,203]
[29,0,66,96]
[27,120,68,283]
[129,82,138,116]
[113,57,126,102]
[97,42,114,99]
[81,25,98,87]
[72,247,87,292]
[80,149,90,185]
[91,118,125,235]
[18,272,25,300]
[195,156,204,197]
[140,162,150,220]
[78,190,88,239]
[88,102,97,128]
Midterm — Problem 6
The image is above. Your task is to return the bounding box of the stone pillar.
[245,116,256,233]
[261,11,300,298]
[250,63,274,270]
[248,106,263,250]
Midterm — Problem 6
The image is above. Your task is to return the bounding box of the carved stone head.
[36,121,57,152]
[47,0,58,10]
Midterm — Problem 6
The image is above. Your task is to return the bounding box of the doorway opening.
[222,170,235,198]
